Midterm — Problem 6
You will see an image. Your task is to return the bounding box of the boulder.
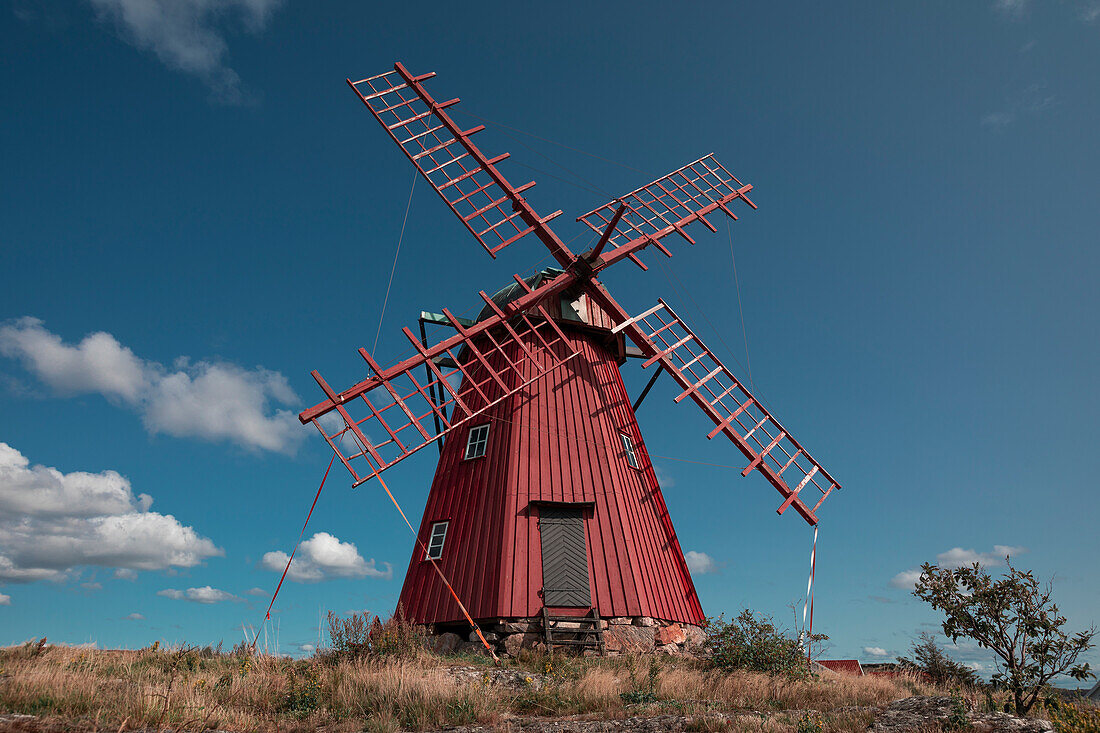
[502,632,543,656]
[655,623,686,646]
[604,623,655,653]
[682,624,707,650]
[634,617,659,627]
[426,632,462,655]
[871,697,1053,732]
[468,630,499,643]
[456,641,491,656]
[609,617,633,625]
[497,621,531,634]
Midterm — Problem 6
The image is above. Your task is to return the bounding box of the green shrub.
[1047,698,1100,733]
[326,606,425,661]
[280,664,321,718]
[704,610,826,677]
[897,632,978,687]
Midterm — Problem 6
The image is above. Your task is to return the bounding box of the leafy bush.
[326,606,425,660]
[1045,697,1100,733]
[281,664,322,718]
[704,610,827,677]
[796,712,825,733]
[897,632,978,687]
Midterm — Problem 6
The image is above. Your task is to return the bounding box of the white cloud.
[0,320,148,401]
[144,361,301,452]
[863,646,889,657]
[995,0,1030,18]
[981,112,1015,127]
[890,568,924,590]
[124,612,144,620]
[298,643,315,653]
[0,318,303,454]
[87,0,282,103]
[246,586,268,597]
[653,465,675,488]
[81,582,103,591]
[891,545,1028,590]
[685,550,717,575]
[0,592,10,606]
[158,586,240,604]
[982,83,1056,129]
[936,545,1026,569]
[114,568,138,581]
[0,442,221,583]
[261,532,392,583]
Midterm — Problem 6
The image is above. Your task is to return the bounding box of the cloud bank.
[890,544,1027,590]
[87,0,283,103]
[0,442,222,583]
[0,318,303,454]
[261,532,392,583]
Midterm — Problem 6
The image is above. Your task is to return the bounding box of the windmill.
[297,62,841,656]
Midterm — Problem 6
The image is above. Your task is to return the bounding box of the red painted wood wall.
[396,282,704,626]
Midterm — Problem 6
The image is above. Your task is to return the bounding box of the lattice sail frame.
[577,155,757,271]
[302,284,578,486]
[301,61,842,525]
[611,299,839,524]
[349,65,564,259]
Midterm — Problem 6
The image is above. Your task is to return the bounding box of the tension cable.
[253,452,336,650]
[372,169,417,357]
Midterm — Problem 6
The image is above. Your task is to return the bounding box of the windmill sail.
[348,64,573,264]
[299,278,579,486]
[576,155,756,271]
[611,299,839,525]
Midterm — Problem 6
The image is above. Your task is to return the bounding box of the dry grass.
[0,642,952,732]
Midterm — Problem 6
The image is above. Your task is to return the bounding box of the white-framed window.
[426,521,449,560]
[464,424,490,460]
[620,432,640,469]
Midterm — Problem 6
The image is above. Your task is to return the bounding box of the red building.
[817,659,865,677]
[396,270,704,651]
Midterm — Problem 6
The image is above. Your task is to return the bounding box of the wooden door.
[539,505,591,607]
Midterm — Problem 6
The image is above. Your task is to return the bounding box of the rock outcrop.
[871,696,1053,732]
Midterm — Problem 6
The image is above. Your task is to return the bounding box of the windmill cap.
[476,267,566,322]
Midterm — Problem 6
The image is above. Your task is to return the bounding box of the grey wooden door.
[539,505,591,607]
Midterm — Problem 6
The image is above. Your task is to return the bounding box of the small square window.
[426,521,449,560]
[464,424,490,460]
[620,432,640,469]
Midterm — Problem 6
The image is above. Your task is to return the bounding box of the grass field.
[0,639,964,732]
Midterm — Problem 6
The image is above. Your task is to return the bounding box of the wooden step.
[542,606,605,656]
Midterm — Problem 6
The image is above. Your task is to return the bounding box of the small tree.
[897,631,978,687]
[913,559,1094,715]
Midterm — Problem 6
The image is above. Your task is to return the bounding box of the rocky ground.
[444,696,1054,733]
[0,695,1061,731]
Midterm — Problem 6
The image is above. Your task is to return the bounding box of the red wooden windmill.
[298,62,841,656]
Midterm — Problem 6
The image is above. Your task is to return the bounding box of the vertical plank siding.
[395,283,704,626]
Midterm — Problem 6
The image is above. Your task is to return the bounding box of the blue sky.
[2,0,1098,678]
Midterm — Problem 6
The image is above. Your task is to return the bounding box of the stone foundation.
[424,616,706,658]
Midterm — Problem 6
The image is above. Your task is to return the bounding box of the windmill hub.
[299,62,842,657]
